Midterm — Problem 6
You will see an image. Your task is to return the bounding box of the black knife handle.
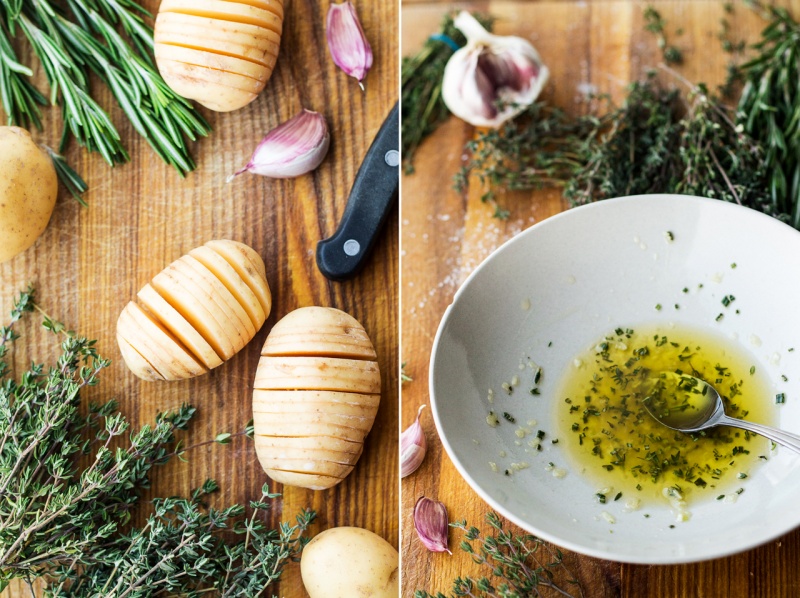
[316,102,399,281]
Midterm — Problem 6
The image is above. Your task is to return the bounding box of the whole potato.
[300,527,398,598]
[0,127,58,264]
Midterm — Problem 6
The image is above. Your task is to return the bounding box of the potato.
[153,0,284,112]
[0,127,58,264]
[116,239,271,381]
[300,527,398,598]
[252,307,380,490]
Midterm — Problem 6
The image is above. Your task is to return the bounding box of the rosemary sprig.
[0,289,315,596]
[734,3,800,227]
[401,12,493,173]
[0,0,210,176]
[415,512,583,598]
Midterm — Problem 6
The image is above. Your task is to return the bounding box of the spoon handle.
[720,415,800,454]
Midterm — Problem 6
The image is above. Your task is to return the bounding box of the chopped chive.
[655,303,662,311]
[737,473,747,479]
[782,375,788,382]
[614,492,622,501]
[503,412,516,423]
[674,304,680,310]
[749,366,755,375]
[731,263,737,269]
[715,313,724,322]
[536,430,545,440]
[682,287,689,293]
[776,393,786,404]
[595,493,606,504]
[665,231,674,241]
[716,495,725,500]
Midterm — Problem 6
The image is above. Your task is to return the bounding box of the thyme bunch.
[0,0,210,176]
[458,75,774,221]
[401,12,493,173]
[415,512,582,598]
[0,289,315,596]
[566,75,773,215]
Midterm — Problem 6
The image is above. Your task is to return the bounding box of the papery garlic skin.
[230,109,330,180]
[413,497,452,554]
[401,404,427,478]
[442,11,549,128]
[327,2,373,88]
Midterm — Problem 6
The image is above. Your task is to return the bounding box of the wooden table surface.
[0,0,398,595]
[401,1,800,597]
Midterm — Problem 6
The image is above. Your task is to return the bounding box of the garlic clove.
[326,2,373,89]
[401,404,427,478]
[413,497,451,554]
[229,109,330,181]
[442,11,549,128]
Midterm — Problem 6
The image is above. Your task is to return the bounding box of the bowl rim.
[428,193,800,564]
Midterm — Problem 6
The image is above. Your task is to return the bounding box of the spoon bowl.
[642,372,800,452]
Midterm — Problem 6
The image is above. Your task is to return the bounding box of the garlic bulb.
[442,11,549,128]
[401,404,427,478]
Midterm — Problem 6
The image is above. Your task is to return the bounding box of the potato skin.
[0,127,58,263]
[300,527,399,598]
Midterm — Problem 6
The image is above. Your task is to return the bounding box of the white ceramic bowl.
[430,194,800,564]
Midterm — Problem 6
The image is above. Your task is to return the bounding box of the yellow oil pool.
[557,323,774,510]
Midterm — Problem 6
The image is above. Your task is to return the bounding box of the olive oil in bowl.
[557,324,774,516]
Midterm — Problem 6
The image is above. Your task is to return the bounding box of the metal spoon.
[641,372,800,453]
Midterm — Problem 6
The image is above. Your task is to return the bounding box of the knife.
[316,102,399,281]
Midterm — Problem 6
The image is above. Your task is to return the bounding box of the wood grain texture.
[401,2,800,597]
[0,0,397,595]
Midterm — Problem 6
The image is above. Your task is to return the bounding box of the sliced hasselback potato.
[252,307,380,490]
[116,240,271,381]
[153,0,284,111]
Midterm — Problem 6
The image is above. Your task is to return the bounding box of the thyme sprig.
[0,289,315,596]
[415,512,582,598]
[0,0,210,176]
